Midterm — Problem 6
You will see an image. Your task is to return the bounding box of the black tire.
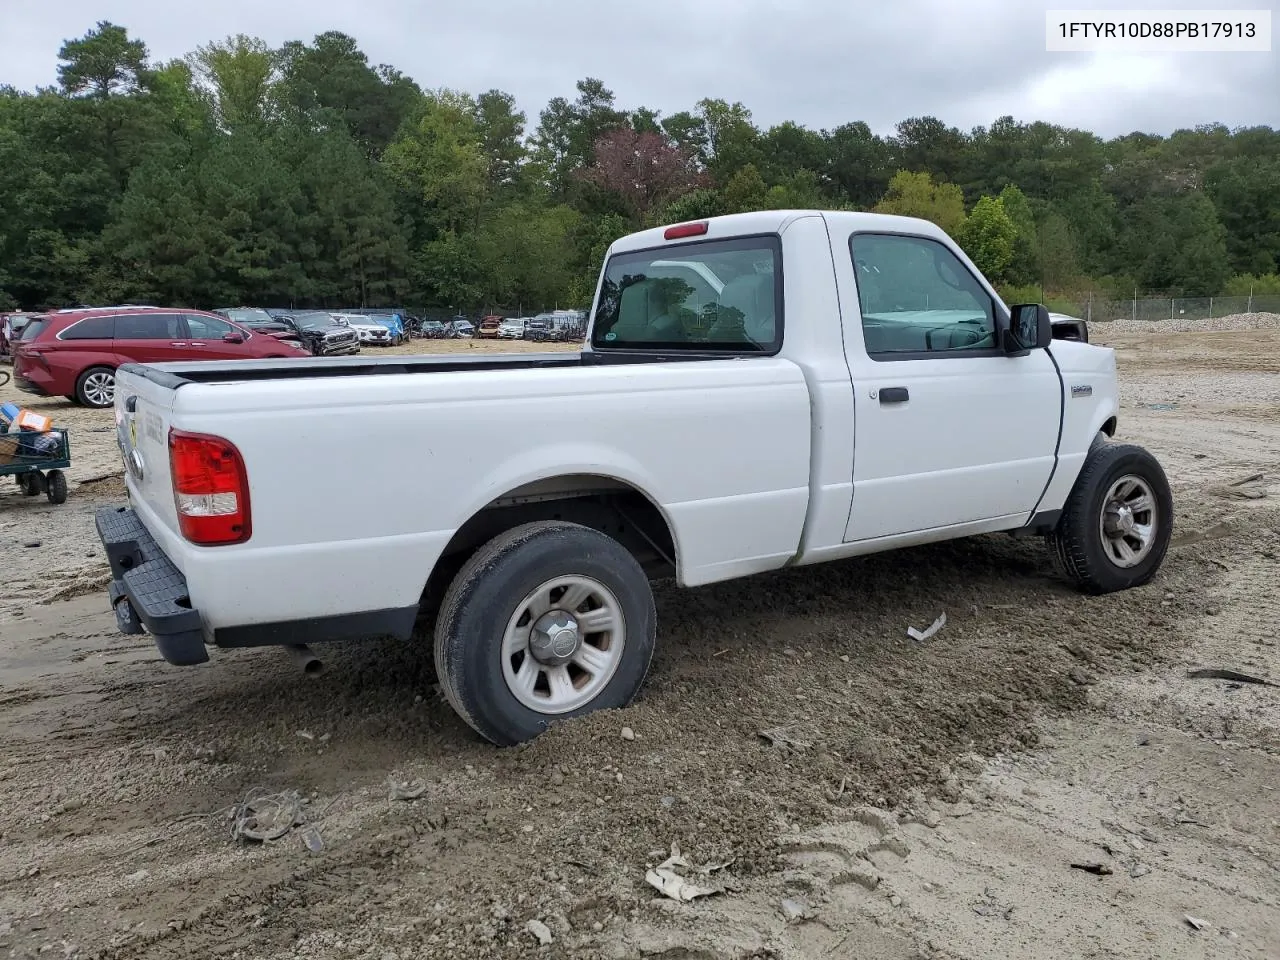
[45,469,67,504]
[434,521,657,746]
[1049,441,1173,594]
[21,472,44,496]
[75,366,116,408]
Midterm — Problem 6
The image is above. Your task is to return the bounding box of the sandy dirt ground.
[0,330,1277,960]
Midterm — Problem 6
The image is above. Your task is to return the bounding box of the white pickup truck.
[96,210,1173,745]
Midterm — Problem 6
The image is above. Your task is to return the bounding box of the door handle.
[170,341,190,347]
[879,386,909,404]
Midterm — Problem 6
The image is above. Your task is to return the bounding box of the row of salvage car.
[215,308,398,356]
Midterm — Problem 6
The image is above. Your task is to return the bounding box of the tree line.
[2,22,1278,314]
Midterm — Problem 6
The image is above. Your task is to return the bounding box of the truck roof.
[608,209,951,255]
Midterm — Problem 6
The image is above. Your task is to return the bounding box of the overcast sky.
[1,0,1275,139]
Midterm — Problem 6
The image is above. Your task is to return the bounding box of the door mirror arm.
[1000,327,1031,357]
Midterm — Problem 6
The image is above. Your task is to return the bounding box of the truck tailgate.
[114,365,184,557]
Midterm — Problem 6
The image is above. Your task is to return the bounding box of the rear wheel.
[434,521,657,746]
[45,469,67,504]
[21,472,44,496]
[1049,441,1173,594]
[75,366,115,408]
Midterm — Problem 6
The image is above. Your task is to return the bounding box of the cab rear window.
[590,235,782,353]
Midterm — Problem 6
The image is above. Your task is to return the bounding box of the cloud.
[1,0,1275,138]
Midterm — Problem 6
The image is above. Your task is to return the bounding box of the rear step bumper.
[95,505,209,666]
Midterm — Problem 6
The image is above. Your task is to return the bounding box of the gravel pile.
[1098,312,1280,334]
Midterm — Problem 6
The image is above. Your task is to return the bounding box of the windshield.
[591,236,782,352]
[222,308,276,326]
[292,312,335,330]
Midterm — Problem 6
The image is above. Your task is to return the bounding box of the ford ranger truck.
[96,210,1172,746]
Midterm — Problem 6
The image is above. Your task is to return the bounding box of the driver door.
[838,231,1061,542]
[182,312,246,359]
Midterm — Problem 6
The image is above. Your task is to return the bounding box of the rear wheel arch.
[417,474,679,627]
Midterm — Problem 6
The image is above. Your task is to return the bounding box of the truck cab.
[588,211,1119,549]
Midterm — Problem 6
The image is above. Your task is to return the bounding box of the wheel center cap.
[1106,502,1136,536]
[1117,505,1135,533]
[530,611,581,666]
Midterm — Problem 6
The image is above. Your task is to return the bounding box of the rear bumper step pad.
[95,505,208,666]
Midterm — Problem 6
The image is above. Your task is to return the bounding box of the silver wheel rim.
[1099,474,1157,568]
[501,575,625,715]
[83,371,114,406]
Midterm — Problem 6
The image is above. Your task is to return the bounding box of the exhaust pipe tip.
[284,643,324,676]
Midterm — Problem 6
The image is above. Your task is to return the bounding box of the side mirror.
[1004,303,1051,354]
[222,332,244,344]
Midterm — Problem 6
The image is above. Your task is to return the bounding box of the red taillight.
[168,429,251,545]
[664,221,709,240]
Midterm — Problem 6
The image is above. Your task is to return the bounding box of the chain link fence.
[272,304,587,322]
[398,306,589,322]
[1054,295,1280,322]
[278,296,1280,326]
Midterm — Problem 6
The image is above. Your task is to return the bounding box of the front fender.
[1037,341,1120,512]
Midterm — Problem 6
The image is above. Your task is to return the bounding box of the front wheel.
[434,521,657,746]
[1049,441,1173,594]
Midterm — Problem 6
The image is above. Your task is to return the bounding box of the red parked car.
[12,306,310,408]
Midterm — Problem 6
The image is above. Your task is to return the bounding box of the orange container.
[14,409,53,432]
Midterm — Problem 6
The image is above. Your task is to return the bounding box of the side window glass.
[115,313,182,340]
[185,314,233,339]
[850,234,996,356]
[60,315,116,340]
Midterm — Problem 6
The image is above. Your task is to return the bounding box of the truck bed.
[120,349,725,389]
[111,351,815,633]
